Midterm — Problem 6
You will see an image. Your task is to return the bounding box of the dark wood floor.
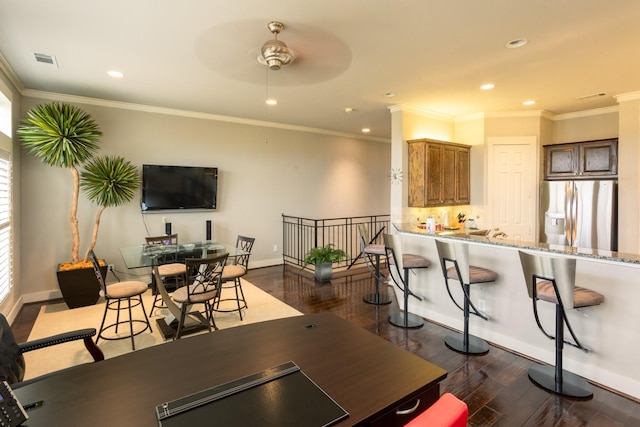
[13,264,640,426]
[244,265,639,427]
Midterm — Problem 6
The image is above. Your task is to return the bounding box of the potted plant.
[303,244,348,282]
[17,102,140,308]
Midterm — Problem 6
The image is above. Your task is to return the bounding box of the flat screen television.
[141,164,218,211]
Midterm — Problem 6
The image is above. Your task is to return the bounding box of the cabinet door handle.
[395,398,420,415]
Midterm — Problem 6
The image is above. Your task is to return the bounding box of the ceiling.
[1,0,639,140]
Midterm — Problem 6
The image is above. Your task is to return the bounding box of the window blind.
[0,150,11,303]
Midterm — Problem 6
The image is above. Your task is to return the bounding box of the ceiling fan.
[257,21,297,71]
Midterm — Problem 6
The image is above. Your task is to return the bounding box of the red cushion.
[404,393,468,427]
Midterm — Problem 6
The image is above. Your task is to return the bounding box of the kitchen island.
[391,223,640,400]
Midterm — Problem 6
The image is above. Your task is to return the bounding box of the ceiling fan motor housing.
[260,21,296,70]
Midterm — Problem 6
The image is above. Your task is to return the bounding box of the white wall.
[19,96,391,301]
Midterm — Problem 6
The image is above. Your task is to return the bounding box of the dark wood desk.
[14,313,447,426]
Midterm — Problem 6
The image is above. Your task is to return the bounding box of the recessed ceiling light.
[384,92,396,98]
[362,128,371,133]
[107,70,124,78]
[480,83,495,90]
[505,38,528,49]
[523,100,536,106]
[266,99,277,105]
[344,107,355,113]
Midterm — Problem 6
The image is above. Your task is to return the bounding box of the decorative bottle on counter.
[426,216,436,234]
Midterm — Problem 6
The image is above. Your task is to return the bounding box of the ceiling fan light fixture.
[259,21,296,70]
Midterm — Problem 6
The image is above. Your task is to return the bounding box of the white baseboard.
[23,289,63,304]
[250,258,283,269]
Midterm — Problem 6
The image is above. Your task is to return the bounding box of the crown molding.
[614,91,640,103]
[388,104,454,122]
[552,105,619,121]
[0,51,24,94]
[22,89,390,143]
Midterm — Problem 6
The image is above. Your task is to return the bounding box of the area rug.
[24,279,302,381]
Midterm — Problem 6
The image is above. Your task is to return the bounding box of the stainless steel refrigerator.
[539,180,617,251]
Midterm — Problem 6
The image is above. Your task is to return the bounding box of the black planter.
[56,264,106,309]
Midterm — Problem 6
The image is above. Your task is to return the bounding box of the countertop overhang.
[393,222,640,265]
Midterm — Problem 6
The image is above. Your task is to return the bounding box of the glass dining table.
[119,240,248,270]
[119,240,249,339]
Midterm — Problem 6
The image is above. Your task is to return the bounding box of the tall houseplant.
[17,102,140,307]
[303,244,348,282]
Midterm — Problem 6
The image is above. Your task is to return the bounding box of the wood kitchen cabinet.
[544,138,617,180]
[408,139,470,207]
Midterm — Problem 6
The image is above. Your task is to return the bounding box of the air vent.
[33,53,58,67]
[576,92,608,100]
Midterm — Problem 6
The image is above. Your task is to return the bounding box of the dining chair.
[145,234,187,316]
[218,235,255,320]
[89,250,153,351]
[171,253,228,339]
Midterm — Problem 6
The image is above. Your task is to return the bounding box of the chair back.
[518,251,577,309]
[434,239,471,284]
[0,314,25,385]
[232,235,255,268]
[88,250,108,295]
[357,224,369,254]
[184,253,228,301]
[145,234,179,263]
[383,233,404,273]
[145,234,179,245]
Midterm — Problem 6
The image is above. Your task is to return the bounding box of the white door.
[487,137,537,242]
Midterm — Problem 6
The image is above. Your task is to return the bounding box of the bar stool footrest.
[445,333,489,355]
[528,364,593,398]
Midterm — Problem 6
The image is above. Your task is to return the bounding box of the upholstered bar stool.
[358,224,391,305]
[384,233,431,328]
[518,251,604,398]
[434,239,498,355]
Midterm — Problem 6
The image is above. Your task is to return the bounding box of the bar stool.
[434,239,498,355]
[358,224,391,305]
[384,233,431,328]
[518,251,604,398]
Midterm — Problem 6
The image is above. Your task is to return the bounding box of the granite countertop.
[393,222,640,265]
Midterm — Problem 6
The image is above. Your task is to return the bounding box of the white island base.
[392,225,640,400]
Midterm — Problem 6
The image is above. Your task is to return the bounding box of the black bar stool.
[384,233,431,328]
[358,224,391,305]
[518,251,604,398]
[435,239,498,355]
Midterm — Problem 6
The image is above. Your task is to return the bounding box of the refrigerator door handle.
[571,184,578,246]
[565,182,574,246]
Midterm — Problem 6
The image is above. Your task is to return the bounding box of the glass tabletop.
[120,240,248,269]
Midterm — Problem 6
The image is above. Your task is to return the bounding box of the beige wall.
[455,116,486,206]
[617,99,640,253]
[551,109,619,144]
[19,96,391,301]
